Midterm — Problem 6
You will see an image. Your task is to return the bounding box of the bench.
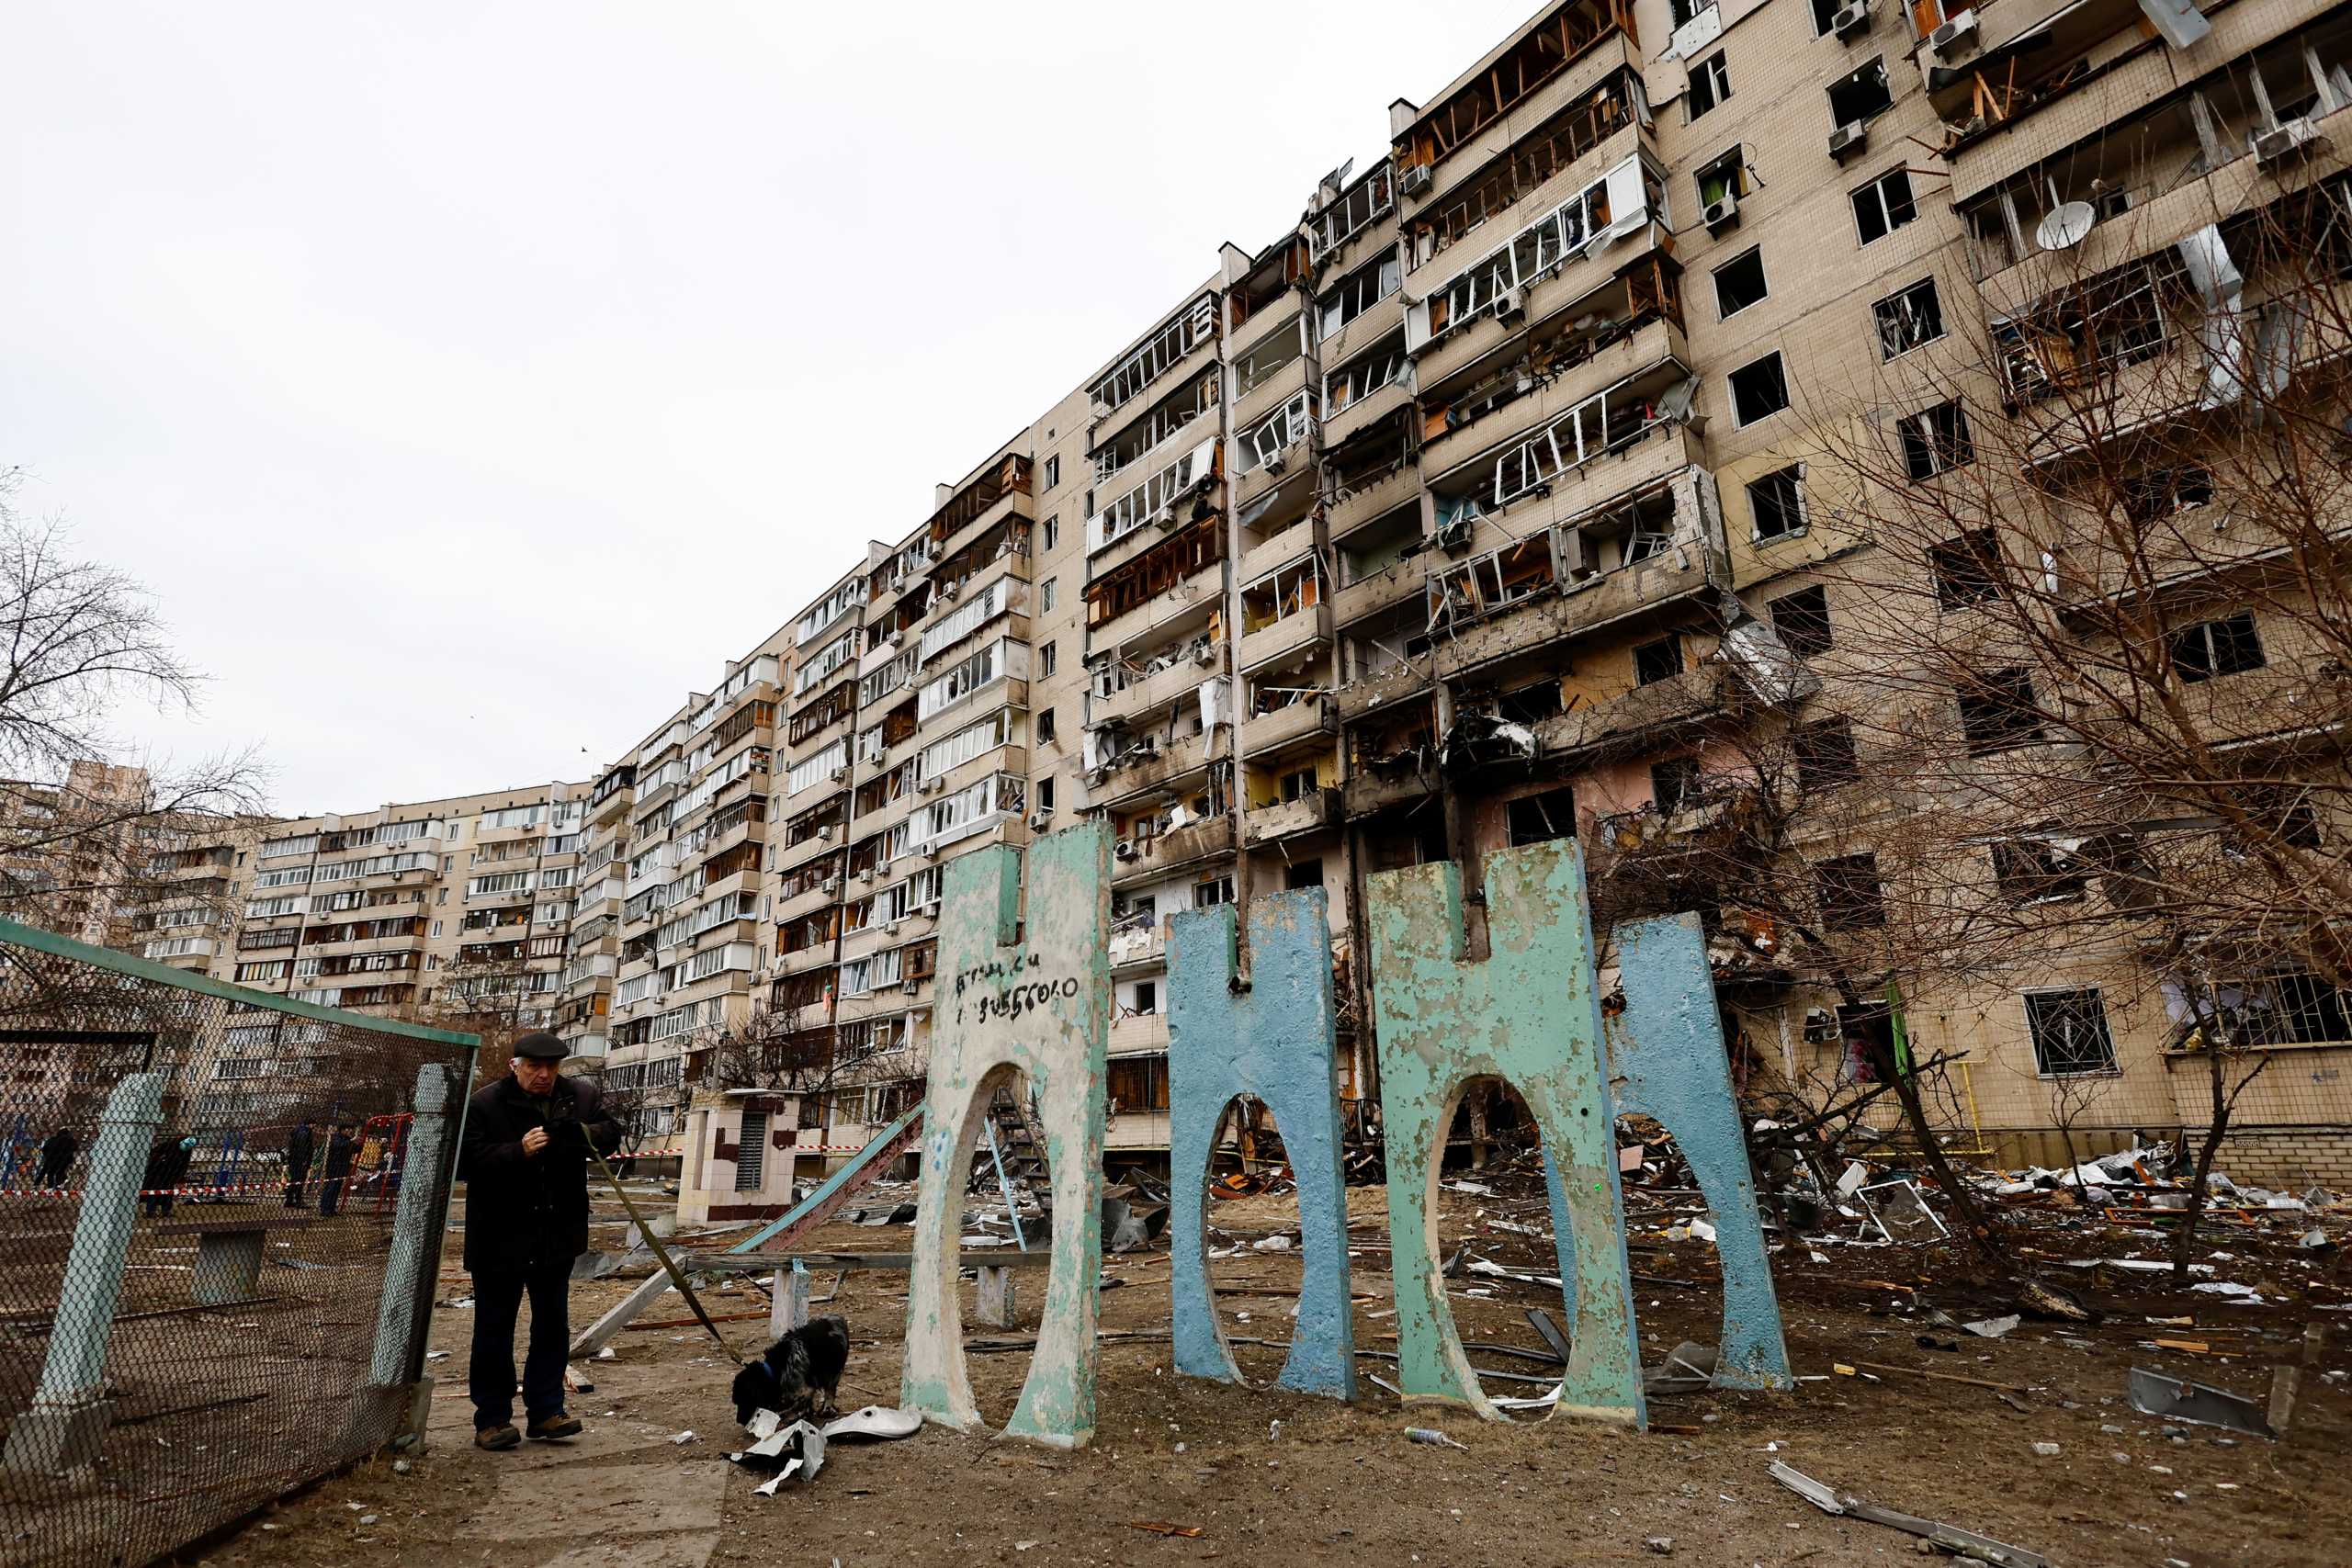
[153,1215,323,1305]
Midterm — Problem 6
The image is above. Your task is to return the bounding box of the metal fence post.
[368,1065,450,1389]
[2,1070,165,1473]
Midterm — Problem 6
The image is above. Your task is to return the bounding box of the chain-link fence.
[0,918,478,1568]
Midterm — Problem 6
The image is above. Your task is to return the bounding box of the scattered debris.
[1768,1461,2055,1568]
[2127,1367,2274,1438]
[1963,1314,2020,1339]
[820,1405,923,1442]
[1129,1522,1204,1539]
[1405,1427,1470,1450]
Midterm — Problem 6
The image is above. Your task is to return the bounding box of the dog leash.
[568,1122,744,1366]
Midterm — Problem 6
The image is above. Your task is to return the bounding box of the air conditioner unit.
[1495,288,1527,324]
[1114,839,1139,861]
[941,580,961,601]
[854,867,874,884]
[820,876,840,894]
[1400,163,1432,196]
[829,767,848,784]
[1702,193,1739,231]
[1154,505,1181,531]
[1827,120,1868,161]
[2253,117,2321,164]
[1263,452,1287,476]
[1193,643,1216,666]
[1928,10,1976,54]
[1831,0,1870,39]
[884,919,901,935]
[817,826,833,841]
[1026,810,1053,830]
[1090,400,1112,421]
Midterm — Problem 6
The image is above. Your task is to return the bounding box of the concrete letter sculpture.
[901,824,1111,1448]
[1368,840,1646,1427]
[1166,888,1355,1398]
[1545,911,1792,1389]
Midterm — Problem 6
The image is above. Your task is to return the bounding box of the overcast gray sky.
[6,1,1531,816]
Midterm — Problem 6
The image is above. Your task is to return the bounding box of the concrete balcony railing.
[1111,816,1236,888]
[773,875,844,928]
[1088,559,1225,658]
[1420,316,1687,488]
[775,941,837,978]
[1244,787,1340,846]
[1110,1011,1170,1056]
[1342,768,1437,820]
[1239,602,1335,675]
[1098,725,1219,808]
[1532,664,1730,765]
[1238,516,1317,587]
[1334,660,1436,725]
[1231,450,1317,516]
[1108,918,1168,971]
[1328,457,1421,544]
[1091,643,1227,731]
[1406,28,1641,213]
[1321,373,1415,455]
[1431,534,1724,682]
[1333,558,1427,629]
[1232,353,1313,435]
[1241,694,1338,754]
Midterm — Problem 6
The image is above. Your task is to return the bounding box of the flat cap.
[511,1031,569,1060]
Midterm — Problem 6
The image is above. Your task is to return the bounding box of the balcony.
[1239,602,1334,675]
[1091,641,1226,731]
[1096,724,1220,810]
[1533,665,1729,766]
[1432,523,1725,684]
[1238,517,1317,586]
[1108,917,1167,972]
[1334,660,1434,725]
[1111,815,1236,888]
[1245,788,1340,846]
[1231,446,1317,515]
[1111,1011,1170,1056]
[1342,767,1436,819]
[1400,20,1639,197]
[1328,454,1421,543]
[1087,558,1224,658]
[776,941,838,978]
[1232,352,1312,435]
[1334,558,1426,628]
[1322,372,1414,455]
[775,825,847,874]
[1242,694,1338,754]
[1421,314,1685,486]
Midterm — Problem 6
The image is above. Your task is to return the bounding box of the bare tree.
[1,471,268,931]
[699,1002,887,1108]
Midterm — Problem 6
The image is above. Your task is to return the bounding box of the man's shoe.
[474,1425,521,1451]
[527,1413,583,1441]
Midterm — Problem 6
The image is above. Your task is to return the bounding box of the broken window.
[1092,369,1219,486]
[1899,400,1973,481]
[1310,164,1396,258]
[1193,875,1235,908]
[2025,989,2117,1075]
[2224,972,2352,1046]
[2168,613,2265,682]
[1826,58,1892,129]
[1428,535,1555,630]
[1491,372,1671,507]
[1992,840,2089,905]
[1089,437,1217,553]
[1688,52,1731,120]
[1409,69,1640,264]
[1814,852,1886,931]
[1958,667,2043,753]
[1425,164,1627,337]
[1234,328,1304,400]
[1993,254,2186,403]
[2121,465,2214,523]
[1393,0,1631,173]
[1634,635,1685,686]
[1729,353,1789,425]
[1713,247,1767,318]
[1092,295,1217,415]
[1507,784,1578,846]
[1242,392,1315,475]
[1319,254,1401,341]
[1770,584,1832,656]
[1323,335,1408,416]
[1873,278,1945,359]
[1696,148,1747,210]
[1792,718,1861,791]
[1649,756,1699,815]
[1851,168,1917,245]
[1928,528,2004,607]
[1242,558,1324,633]
[1747,466,1804,539]
[1808,0,1841,33]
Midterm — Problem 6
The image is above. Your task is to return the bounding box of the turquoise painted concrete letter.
[901,824,1110,1449]
[1546,912,1792,1389]
[1167,889,1354,1399]
[1368,841,1645,1427]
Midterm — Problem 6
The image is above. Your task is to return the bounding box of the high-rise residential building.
[17,0,2350,1184]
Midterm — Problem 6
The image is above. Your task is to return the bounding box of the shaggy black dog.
[731,1314,849,1425]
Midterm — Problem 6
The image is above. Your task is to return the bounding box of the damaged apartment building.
[61,0,2352,1183]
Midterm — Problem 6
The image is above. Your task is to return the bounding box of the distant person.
[459,1031,620,1451]
[319,1122,357,1216]
[284,1120,317,1208]
[37,1127,75,1190]
[141,1134,196,1218]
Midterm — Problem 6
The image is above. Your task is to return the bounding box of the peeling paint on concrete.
[1547,912,1793,1391]
[1367,841,1646,1427]
[900,824,1110,1449]
[1167,889,1356,1400]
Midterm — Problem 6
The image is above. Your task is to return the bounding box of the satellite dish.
[2038,201,2097,252]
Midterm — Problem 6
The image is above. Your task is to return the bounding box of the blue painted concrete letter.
[1167,889,1354,1399]
[902,824,1111,1449]
[1368,841,1645,1427]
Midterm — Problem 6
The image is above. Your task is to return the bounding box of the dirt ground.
[191,1176,2352,1568]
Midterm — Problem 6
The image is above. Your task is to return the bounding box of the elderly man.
[458,1031,622,1451]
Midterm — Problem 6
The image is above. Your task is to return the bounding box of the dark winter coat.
[285,1123,315,1179]
[322,1130,357,1181]
[458,1073,621,1274]
[142,1140,193,1193]
[39,1130,75,1181]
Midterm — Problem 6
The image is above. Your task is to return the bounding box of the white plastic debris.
[671,1430,696,1444]
[2188,1281,2266,1303]
[1250,1234,1295,1252]
[1963,1315,2020,1339]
